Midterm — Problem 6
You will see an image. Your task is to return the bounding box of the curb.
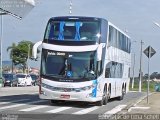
[117,92,154,114]
[133,92,154,106]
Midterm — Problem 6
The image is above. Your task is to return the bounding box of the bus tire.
[118,86,125,100]
[50,100,59,105]
[96,86,108,106]
[124,84,126,94]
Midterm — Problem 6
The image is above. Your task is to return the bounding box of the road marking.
[129,91,138,93]
[128,106,150,112]
[0,100,46,110]
[73,106,99,115]
[104,105,127,115]
[29,92,38,94]
[46,107,72,113]
[0,99,29,105]
[19,105,48,112]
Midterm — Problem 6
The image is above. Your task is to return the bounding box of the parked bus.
[32,16,131,106]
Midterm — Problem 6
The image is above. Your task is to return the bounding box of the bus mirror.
[32,41,42,59]
[97,44,103,61]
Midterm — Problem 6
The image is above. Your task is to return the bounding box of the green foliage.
[130,80,157,92]
[7,40,36,70]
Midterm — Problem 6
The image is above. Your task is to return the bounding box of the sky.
[1,0,160,76]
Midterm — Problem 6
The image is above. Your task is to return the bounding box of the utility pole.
[139,40,144,92]
[27,44,30,74]
[132,53,135,89]
[0,13,3,85]
[131,40,136,89]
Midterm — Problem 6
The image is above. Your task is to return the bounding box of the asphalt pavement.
[1,86,158,120]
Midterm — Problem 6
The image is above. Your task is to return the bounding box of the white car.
[16,74,32,86]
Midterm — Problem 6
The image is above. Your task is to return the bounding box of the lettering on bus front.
[48,51,66,56]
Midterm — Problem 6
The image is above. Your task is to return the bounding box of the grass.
[129,80,160,92]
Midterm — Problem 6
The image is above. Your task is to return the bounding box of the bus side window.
[97,61,103,76]
[105,62,111,78]
[105,68,110,78]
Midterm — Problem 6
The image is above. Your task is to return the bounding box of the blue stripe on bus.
[58,21,65,40]
[74,22,81,41]
[92,80,98,97]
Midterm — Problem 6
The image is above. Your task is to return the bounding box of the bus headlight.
[81,85,92,91]
[73,85,93,92]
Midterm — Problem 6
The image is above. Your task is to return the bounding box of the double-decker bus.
[32,16,131,106]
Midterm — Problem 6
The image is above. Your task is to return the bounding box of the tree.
[7,40,36,73]
[143,73,148,80]
[150,72,158,79]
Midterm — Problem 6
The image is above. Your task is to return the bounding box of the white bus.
[32,16,131,106]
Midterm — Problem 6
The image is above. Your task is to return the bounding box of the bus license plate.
[60,94,70,99]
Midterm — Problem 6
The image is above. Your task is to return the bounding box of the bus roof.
[49,16,106,22]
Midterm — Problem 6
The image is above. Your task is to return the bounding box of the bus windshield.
[41,50,97,80]
[44,20,100,42]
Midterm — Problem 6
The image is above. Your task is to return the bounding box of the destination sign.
[48,51,65,56]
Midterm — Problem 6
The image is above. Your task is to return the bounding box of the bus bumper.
[39,87,102,102]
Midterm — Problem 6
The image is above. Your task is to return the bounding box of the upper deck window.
[44,20,100,42]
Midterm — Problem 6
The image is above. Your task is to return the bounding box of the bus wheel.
[118,87,125,100]
[50,100,59,105]
[96,86,108,106]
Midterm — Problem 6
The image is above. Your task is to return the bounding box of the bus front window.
[41,50,97,80]
[44,20,100,42]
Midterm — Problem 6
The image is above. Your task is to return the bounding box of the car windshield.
[45,20,100,42]
[30,75,37,80]
[16,74,26,78]
[41,50,97,79]
[3,74,14,80]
